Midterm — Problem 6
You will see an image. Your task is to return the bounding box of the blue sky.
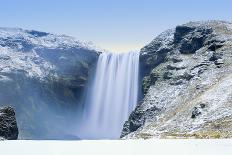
[0,0,232,52]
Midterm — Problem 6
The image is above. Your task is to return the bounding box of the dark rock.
[191,104,206,119]
[172,72,194,82]
[179,36,204,54]
[142,71,159,95]
[196,84,201,89]
[121,105,161,138]
[163,71,173,79]
[140,29,174,76]
[167,64,176,70]
[215,59,224,66]
[197,67,208,75]
[171,57,183,63]
[191,107,202,118]
[0,106,18,140]
[208,51,224,66]
[170,79,185,85]
[208,43,224,51]
[174,24,213,54]
[121,106,145,138]
[174,25,195,42]
[149,71,159,85]
[182,72,194,81]
[140,48,171,76]
[167,64,186,70]
[209,52,223,61]
[26,30,49,37]
[200,103,206,108]
[142,76,151,95]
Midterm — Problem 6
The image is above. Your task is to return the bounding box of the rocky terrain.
[122,20,232,139]
[1,21,232,140]
[0,106,18,140]
[0,28,99,139]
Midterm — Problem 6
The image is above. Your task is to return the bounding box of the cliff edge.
[122,21,232,139]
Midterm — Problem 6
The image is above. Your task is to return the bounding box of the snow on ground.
[0,140,232,155]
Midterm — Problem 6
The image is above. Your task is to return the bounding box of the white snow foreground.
[0,140,232,155]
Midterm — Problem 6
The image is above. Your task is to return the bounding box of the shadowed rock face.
[0,28,99,139]
[122,21,232,139]
[174,24,213,54]
[0,106,18,140]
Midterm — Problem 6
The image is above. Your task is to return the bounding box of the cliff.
[122,21,232,139]
[0,28,99,139]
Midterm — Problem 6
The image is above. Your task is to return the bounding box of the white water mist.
[78,51,140,139]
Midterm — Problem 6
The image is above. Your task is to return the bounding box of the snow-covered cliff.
[0,27,99,139]
[122,21,232,139]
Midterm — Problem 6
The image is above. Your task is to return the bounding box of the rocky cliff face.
[0,28,99,139]
[122,21,232,139]
[0,106,18,140]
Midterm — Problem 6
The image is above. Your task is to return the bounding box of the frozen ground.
[0,140,232,155]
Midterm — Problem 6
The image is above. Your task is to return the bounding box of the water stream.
[78,51,140,139]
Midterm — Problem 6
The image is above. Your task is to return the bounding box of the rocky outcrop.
[0,28,99,139]
[0,106,18,140]
[122,21,232,139]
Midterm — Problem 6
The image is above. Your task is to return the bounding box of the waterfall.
[78,51,140,139]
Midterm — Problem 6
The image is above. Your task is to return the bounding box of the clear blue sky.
[0,0,232,52]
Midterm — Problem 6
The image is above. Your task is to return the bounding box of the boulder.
[0,106,18,140]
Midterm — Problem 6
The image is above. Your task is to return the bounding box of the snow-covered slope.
[122,21,232,139]
[0,27,99,80]
[0,27,99,139]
